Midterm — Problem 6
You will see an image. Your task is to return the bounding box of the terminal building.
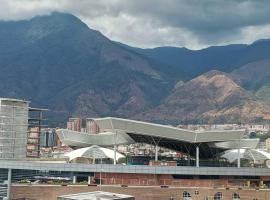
[1,98,270,199]
[57,117,259,167]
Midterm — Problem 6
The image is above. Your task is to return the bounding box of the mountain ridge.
[1,12,270,126]
[121,39,270,80]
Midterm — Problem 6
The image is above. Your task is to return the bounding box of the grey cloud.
[117,0,270,44]
[1,0,270,49]
[122,0,270,32]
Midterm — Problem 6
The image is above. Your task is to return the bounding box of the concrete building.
[1,116,269,199]
[57,117,259,167]
[67,118,82,132]
[40,128,57,148]
[26,127,40,157]
[86,118,100,134]
[0,98,29,159]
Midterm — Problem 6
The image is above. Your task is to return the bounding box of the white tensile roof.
[64,145,125,162]
[93,117,245,143]
[221,149,270,163]
[58,191,134,200]
[56,117,258,156]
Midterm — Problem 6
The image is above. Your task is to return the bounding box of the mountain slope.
[231,59,270,90]
[0,12,172,125]
[1,12,270,126]
[123,39,270,79]
[136,70,270,124]
[231,59,270,102]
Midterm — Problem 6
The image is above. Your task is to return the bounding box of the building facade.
[67,118,82,132]
[0,98,29,159]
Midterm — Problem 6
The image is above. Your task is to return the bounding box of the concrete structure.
[26,127,40,157]
[0,98,29,159]
[57,117,259,166]
[67,118,82,132]
[0,116,268,199]
[40,128,57,148]
[57,191,135,200]
[2,160,270,176]
[11,185,270,200]
[86,118,100,134]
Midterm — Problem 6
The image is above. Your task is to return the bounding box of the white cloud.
[88,13,203,49]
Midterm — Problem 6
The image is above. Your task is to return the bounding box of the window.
[183,191,192,200]
[232,193,240,200]
[214,192,223,200]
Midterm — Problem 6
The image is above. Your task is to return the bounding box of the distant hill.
[1,12,270,126]
[231,59,270,101]
[136,71,270,124]
[121,39,270,80]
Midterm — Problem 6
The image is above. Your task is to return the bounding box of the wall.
[11,185,270,200]
[95,173,252,188]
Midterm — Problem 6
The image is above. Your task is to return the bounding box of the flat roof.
[58,191,134,200]
[0,97,30,103]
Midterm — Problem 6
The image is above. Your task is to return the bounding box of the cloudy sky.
[1,0,270,49]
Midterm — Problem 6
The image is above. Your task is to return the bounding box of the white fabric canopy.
[221,149,270,163]
[64,145,125,162]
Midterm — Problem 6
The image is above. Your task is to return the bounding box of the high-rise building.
[0,98,29,159]
[86,118,100,134]
[67,118,82,132]
[40,128,57,148]
[27,107,48,158]
[26,127,40,157]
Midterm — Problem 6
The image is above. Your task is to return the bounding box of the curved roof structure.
[56,117,258,158]
[221,149,270,163]
[64,145,125,162]
[93,117,244,143]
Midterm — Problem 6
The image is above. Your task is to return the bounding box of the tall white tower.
[0,98,29,159]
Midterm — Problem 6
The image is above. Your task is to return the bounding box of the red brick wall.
[11,185,270,200]
[94,173,249,187]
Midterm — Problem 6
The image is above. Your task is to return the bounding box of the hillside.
[0,12,172,125]
[123,39,270,79]
[136,71,270,124]
[1,12,270,125]
[231,59,270,102]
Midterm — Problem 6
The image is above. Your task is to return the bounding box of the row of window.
[183,191,243,200]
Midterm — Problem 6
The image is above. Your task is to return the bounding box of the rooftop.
[58,191,135,200]
[0,97,30,103]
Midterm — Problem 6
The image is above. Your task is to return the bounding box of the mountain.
[122,39,270,80]
[0,12,172,125]
[136,70,270,124]
[1,12,270,126]
[231,59,270,102]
